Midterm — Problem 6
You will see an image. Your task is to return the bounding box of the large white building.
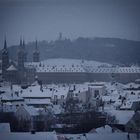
[25,59,140,84]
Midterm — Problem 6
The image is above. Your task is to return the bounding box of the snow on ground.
[0,131,57,140]
[60,133,140,140]
[1,131,140,140]
[0,123,11,133]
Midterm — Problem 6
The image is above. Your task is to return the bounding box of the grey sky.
[0,0,140,48]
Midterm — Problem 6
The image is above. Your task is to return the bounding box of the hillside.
[1,37,140,65]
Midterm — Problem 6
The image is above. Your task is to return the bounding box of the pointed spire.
[35,39,38,50]
[4,36,7,49]
[22,39,26,50]
[20,36,22,46]
[23,40,25,46]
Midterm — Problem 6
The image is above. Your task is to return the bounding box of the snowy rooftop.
[21,85,53,98]
[20,84,69,100]
[124,83,140,89]
[95,125,121,134]
[106,110,134,124]
[16,106,39,116]
[60,133,140,140]
[0,131,57,140]
[1,131,140,140]
[87,67,140,73]
[6,65,17,71]
[25,58,140,73]
[25,59,86,73]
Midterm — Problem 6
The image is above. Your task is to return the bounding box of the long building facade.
[25,60,140,84]
[1,39,140,84]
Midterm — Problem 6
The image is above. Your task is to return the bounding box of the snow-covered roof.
[25,59,86,73]
[17,106,39,116]
[62,133,140,140]
[0,131,57,140]
[25,59,140,73]
[0,94,24,101]
[6,65,17,71]
[106,110,134,124]
[102,94,119,102]
[88,85,104,89]
[25,99,51,105]
[21,85,52,98]
[0,94,10,100]
[95,125,121,134]
[124,83,140,89]
[52,87,69,99]
[71,84,88,94]
[87,67,140,73]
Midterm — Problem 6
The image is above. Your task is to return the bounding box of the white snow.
[6,65,17,71]
[106,110,134,124]
[60,133,140,140]
[0,131,57,140]
[95,125,120,134]
[0,123,10,133]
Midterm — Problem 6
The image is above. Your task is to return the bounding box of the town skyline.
[0,0,140,47]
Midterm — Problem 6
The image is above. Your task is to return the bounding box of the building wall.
[15,107,31,121]
[35,71,140,84]
[6,71,18,84]
[77,91,87,103]
[37,72,88,84]
[26,68,36,84]
[88,86,105,97]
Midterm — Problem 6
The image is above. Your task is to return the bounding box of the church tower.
[2,38,9,79]
[22,40,27,62]
[18,38,25,71]
[17,38,26,83]
[33,40,40,62]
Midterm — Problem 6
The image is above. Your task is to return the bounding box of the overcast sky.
[0,0,140,48]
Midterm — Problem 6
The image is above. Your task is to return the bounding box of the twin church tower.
[1,38,40,84]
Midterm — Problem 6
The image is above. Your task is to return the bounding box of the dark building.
[22,40,27,62]
[33,40,40,62]
[17,39,26,84]
[6,64,18,83]
[2,38,9,79]
[18,39,25,71]
[1,39,36,84]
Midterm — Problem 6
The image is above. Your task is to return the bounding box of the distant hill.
[1,37,140,65]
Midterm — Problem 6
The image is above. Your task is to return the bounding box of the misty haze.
[0,0,140,140]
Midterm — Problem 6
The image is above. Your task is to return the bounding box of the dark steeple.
[33,39,40,62]
[17,38,26,84]
[4,37,7,49]
[18,38,25,71]
[23,39,25,49]
[2,37,9,79]
[35,39,38,50]
[22,39,27,62]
